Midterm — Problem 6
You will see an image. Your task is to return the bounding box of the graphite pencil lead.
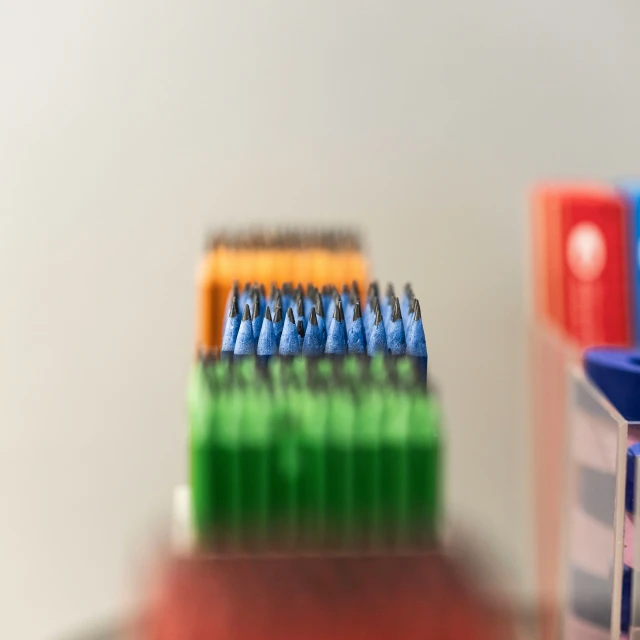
[309,306,318,326]
[286,307,296,324]
[297,297,304,318]
[334,298,344,322]
[297,319,305,339]
[252,296,260,318]
[274,302,283,323]
[413,298,422,320]
[316,293,325,318]
[392,296,402,322]
[375,304,383,326]
[353,300,362,321]
[242,304,252,322]
[265,306,272,322]
[229,296,239,317]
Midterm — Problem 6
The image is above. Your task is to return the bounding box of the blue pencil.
[273,298,284,348]
[387,297,406,356]
[221,296,241,359]
[302,307,324,356]
[222,281,239,340]
[279,308,301,356]
[252,295,263,340]
[365,297,380,343]
[234,304,257,355]
[406,298,427,384]
[296,296,307,332]
[325,298,347,355]
[383,293,395,334]
[347,300,366,354]
[345,289,356,335]
[367,304,387,356]
[257,305,277,361]
[315,292,327,345]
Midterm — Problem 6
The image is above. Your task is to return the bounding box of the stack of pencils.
[197,230,368,350]
[189,354,440,552]
[188,228,438,555]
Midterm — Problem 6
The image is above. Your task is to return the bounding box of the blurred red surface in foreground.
[139,552,515,640]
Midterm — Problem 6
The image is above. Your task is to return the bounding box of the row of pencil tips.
[220,281,428,361]
[206,228,363,251]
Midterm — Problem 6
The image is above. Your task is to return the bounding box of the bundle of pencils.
[188,354,441,552]
[220,281,427,380]
[197,230,368,350]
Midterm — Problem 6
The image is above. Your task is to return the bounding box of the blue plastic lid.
[584,348,640,421]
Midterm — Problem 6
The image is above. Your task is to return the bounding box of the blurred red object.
[139,553,515,640]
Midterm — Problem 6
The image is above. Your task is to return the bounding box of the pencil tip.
[274,304,283,323]
[353,300,362,321]
[252,296,260,316]
[286,307,295,324]
[297,297,304,317]
[265,306,272,322]
[296,319,305,338]
[334,298,344,322]
[230,296,239,317]
[310,306,318,326]
[386,282,395,299]
[242,304,252,321]
[413,298,422,321]
[316,292,324,317]
[392,297,402,322]
[374,304,383,326]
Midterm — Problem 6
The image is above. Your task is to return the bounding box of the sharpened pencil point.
[392,297,402,322]
[375,304,383,326]
[297,319,305,339]
[242,304,252,321]
[274,303,283,323]
[316,293,325,318]
[413,298,422,320]
[334,298,344,322]
[286,307,295,324]
[310,307,318,326]
[265,306,272,321]
[353,300,362,321]
[229,296,239,317]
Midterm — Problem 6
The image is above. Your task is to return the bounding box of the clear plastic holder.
[564,367,628,639]
[528,320,580,638]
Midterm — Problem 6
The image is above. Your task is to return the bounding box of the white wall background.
[2,1,640,637]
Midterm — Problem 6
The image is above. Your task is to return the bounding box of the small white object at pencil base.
[172,485,194,554]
